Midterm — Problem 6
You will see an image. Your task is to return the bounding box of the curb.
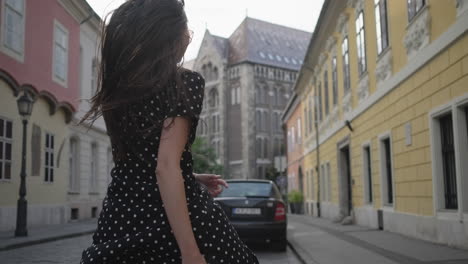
[287,240,308,264]
[0,229,95,251]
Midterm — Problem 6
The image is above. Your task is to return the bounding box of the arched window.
[208,88,219,108]
[213,67,219,80]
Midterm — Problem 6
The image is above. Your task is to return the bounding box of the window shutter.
[31,124,41,176]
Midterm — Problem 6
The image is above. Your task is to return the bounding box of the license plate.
[232,208,261,215]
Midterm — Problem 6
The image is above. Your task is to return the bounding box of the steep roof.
[228,17,311,71]
[211,34,230,59]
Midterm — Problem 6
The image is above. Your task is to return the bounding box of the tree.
[265,165,280,183]
[191,137,223,175]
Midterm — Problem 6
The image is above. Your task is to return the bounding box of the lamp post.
[15,92,34,237]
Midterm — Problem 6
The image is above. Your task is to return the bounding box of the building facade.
[0,0,85,230]
[288,0,468,249]
[282,95,304,192]
[67,4,111,221]
[193,18,311,179]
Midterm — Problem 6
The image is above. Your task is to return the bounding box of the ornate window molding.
[456,0,468,17]
[342,92,352,117]
[347,0,365,16]
[404,5,431,60]
[336,13,349,37]
[375,47,393,88]
[357,73,369,103]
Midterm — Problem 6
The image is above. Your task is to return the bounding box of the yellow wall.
[0,81,69,206]
[297,0,468,217]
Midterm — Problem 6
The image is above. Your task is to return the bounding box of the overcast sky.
[87,0,325,60]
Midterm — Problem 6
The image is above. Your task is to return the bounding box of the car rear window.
[219,182,272,197]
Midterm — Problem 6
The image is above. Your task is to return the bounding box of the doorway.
[338,139,352,217]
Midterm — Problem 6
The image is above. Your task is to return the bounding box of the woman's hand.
[194,173,229,197]
[182,252,207,264]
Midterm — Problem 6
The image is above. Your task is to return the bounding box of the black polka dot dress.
[80,71,259,264]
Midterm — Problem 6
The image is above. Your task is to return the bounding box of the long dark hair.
[80,0,192,160]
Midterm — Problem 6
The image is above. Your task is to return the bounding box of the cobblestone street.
[0,235,301,264]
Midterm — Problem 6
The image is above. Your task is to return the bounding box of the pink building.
[0,0,85,113]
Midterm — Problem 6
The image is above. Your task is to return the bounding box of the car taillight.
[274,202,286,221]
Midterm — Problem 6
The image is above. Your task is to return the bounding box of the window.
[407,0,426,21]
[332,57,338,106]
[291,127,295,151]
[439,114,457,209]
[0,118,13,180]
[317,85,323,122]
[356,11,367,76]
[53,21,69,85]
[380,136,393,205]
[236,87,241,104]
[208,88,219,108]
[308,96,313,132]
[31,124,41,176]
[90,143,98,193]
[2,0,25,57]
[297,118,301,143]
[342,37,351,94]
[375,0,389,55]
[69,138,79,192]
[263,138,268,158]
[309,170,314,200]
[91,58,99,96]
[363,145,373,204]
[45,133,55,183]
[256,111,261,131]
[324,70,329,116]
[303,108,308,136]
[320,165,325,201]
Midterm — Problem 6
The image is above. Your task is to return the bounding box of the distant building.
[193,17,311,179]
[288,0,468,249]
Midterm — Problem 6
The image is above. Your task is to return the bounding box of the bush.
[288,190,304,203]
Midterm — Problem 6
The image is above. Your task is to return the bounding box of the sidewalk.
[287,214,468,264]
[0,220,97,251]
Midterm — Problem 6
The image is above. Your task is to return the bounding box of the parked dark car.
[214,179,287,251]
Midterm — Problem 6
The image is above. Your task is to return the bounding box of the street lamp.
[15,92,34,237]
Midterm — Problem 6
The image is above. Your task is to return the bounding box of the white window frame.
[379,131,395,209]
[44,132,55,183]
[430,94,468,220]
[52,19,69,88]
[0,0,25,62]
[0,116,13,181]
[68,137,80,192]
[362,141,373,205]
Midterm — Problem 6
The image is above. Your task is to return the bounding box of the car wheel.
[272,240,287,252]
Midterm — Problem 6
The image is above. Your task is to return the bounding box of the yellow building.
[290,0,468,248]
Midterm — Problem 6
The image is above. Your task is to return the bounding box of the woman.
[79,0,259,263]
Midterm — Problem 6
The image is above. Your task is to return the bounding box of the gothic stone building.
[193,17,311,179]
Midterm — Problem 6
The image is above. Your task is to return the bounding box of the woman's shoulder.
[181,69,204,85]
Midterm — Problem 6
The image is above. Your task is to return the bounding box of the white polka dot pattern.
[80,71,259,264]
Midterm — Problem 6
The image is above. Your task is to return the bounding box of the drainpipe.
[315,95,321,218]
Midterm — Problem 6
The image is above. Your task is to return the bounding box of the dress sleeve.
[166,71,205,120]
